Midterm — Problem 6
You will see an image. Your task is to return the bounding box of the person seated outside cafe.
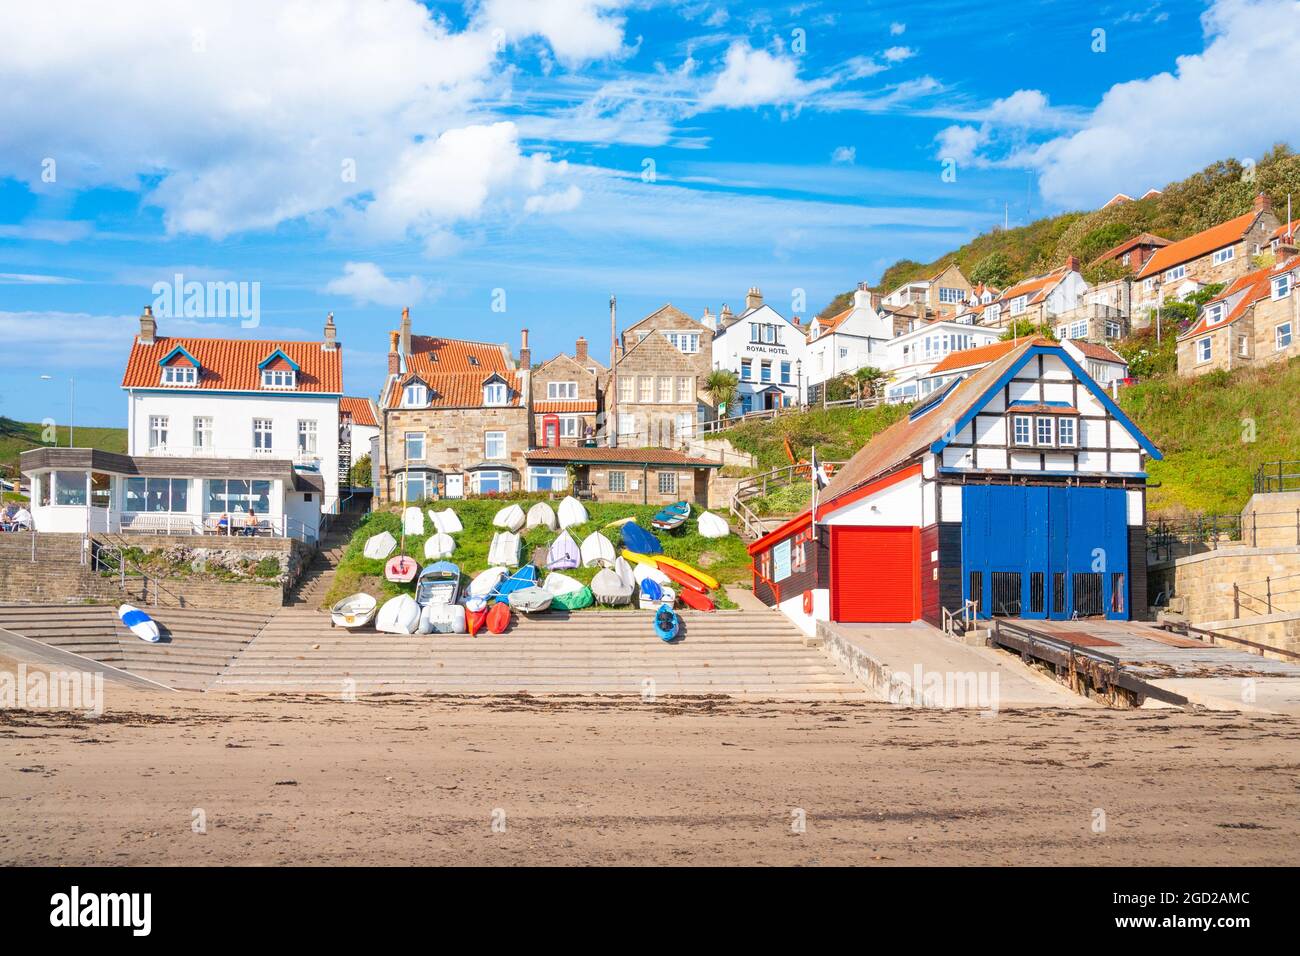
[8,505,33,532]
[242,505,258,536]
[217,512,231,535]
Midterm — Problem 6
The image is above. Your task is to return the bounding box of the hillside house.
[612,304,712,447]
[1134,194,1280,316]
[882,322,1002,403]
[523,446,721,506]
[709,287,809,412]
[881,263,974,320]
[1088,232,1170,276]
[376,309,530,502]
[532,336,605,448]
[979,258,1089,330]
[805,284,895,401]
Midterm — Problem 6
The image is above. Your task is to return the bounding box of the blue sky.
[1,0,1294,427]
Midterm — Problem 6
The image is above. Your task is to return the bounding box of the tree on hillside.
[348,453,372,488]
[999,319,1057,342]
[970,251,1013,288]
[852,366,888,401]
[704,369,739,416]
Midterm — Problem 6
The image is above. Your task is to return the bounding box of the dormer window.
[1204,303,1225,325]
[468,356,480,367]
[162,365,197,386]
[262,368,296,389]
[1009,296,1027,315]
[483,382,508,406]
[403,383,429,407]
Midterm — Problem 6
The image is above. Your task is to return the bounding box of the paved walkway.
[820,621,1094,710]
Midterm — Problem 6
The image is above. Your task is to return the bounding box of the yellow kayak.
[621,549,660,568]
[653,554,719,590]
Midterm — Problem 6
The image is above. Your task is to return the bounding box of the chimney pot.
[387,330,400,376]
[1255,192,1271,212]
[745,286,763,310]
[519,328,531,370]
[575,336,588,364]
[1066,255,1081,272]
[323,311,337,351]
[399,306,412,359]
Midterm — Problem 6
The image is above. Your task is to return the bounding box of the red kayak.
[487,601,512,634]
[656,562,708,594]
[466,604,488,637]
[678,588,715,611]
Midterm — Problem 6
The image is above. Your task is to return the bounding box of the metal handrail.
[92,542,186,608]
[1254,459,1300,495]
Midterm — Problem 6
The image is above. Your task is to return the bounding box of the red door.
[830,526,920,623]
[542,414,560,447]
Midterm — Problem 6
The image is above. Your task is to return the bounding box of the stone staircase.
[0,604,273,691]
[210,607,864,697]
[286,513,364,609]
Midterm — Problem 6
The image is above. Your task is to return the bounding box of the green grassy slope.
[704,404,909,471]
[324,500,753,610]
[0,418,128,493]
[818,144,1300,320]
[1119,358,1300,517]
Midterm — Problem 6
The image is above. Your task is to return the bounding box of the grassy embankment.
[0,418,128,501]
[324,499,753,610]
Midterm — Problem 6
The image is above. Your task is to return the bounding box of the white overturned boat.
[557,495,588,529]
[375,594,421,635]
[117,604,160,643]
[697,511,730,539]
[487,531,520,567]
[493,503,525,532]
[423,532,456,560]
[430,508,463,534]
[402,506,424,536]
[330,592,378,629]
[579,531,616,567]
[526,501,557,530]
[363,531,397,560]
[467,566,509,598]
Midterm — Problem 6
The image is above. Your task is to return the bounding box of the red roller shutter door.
[830,526,920,623]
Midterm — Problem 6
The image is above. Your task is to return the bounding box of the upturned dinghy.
[526,501,557,530]
[614,555,636,591]
[557,495,588,529]
[579,531,616,567]
[631,560,671,588]
[423,532,456,560]
[638,582,676,611]
[375,594,421,634]
[551,586,594,611]
[508,586,553,614]
[654,603,680,642]
[118,604,160,643]
[650,500,690,532]
[487,531,521,567]
[620,522,662,555]
[419,602,467,634]
[492,503,526,532]
[696,511,730,539]
[363,531,397,560]
[591,568,633,606]
[384,554,419,583]
[493,565,538,601]
[542,571,584,596]
[402,506,424,535]
[546,530,581,570]
[415,561,461,606]
[467,566,508,598]
[330,592,378,629]
[429,508,463,534]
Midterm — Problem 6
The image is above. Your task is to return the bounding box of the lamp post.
[796,359,803,409]
[39,375,75,446]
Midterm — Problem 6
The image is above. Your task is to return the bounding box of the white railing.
[140,445,323,468]
[110,511,318,543]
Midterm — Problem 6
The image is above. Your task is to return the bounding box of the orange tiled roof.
[1179,258,1296,339]
[1088,231,1170,266]
[1067,340,1126,364]
[1270,219,1300,242]
[122,336,342,393]
[383,335,523,409]
[995,267,1069,307]
[534,400,598,414]
[816,307,853,333]
[1136,209,1260,279]
[339,396,378,426]
[929,337,1051,374]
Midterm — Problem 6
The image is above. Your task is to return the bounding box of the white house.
[709,287,809,412]
[882,322,1001,403]
[21,308,343,541]
[805,284,895,399]
[1061,340,1129,387]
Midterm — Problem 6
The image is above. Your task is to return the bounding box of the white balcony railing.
[141,445,324,469]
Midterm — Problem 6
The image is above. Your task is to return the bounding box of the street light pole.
[39,374,75,446]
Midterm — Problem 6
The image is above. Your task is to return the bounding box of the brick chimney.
[575,335,588,364]
[138,305,156,345]
[1066,255,1081,272]
[399,306,411,359]
[323,311,337,351]
[720,303,733,325]
[745,286,763,310]
[1254,192,1272,213]
[791,316,801,326]
[700,306,714,330]
[519,328,531,370]
[387,330,400,376]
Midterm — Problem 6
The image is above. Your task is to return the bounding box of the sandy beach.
[2,680,1298,866]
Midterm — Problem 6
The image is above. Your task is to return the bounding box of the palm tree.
[704,369,740,417]
[852,366,887,402]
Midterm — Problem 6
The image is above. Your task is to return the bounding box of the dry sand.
[2,677,1298,867]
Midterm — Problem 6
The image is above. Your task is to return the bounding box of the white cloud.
[524,185,584,214]
[830,146,856,165]
[0,1,601,241]
[699,42,827,109]
[325,262,428,307]
[475,0,629,65]
[0,273,81,285]
[890,22,907,35]
[882,46,915,63]
[933,89,1073,168]
[1032,0,1300,207]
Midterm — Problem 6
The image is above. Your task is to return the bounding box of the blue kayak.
[621,521,662,555]
[654,603,680,642]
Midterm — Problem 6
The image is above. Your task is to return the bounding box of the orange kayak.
[466,604,488,637]
[678,588,715,612]
[657,562,708,594]
[487,602,511,634]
